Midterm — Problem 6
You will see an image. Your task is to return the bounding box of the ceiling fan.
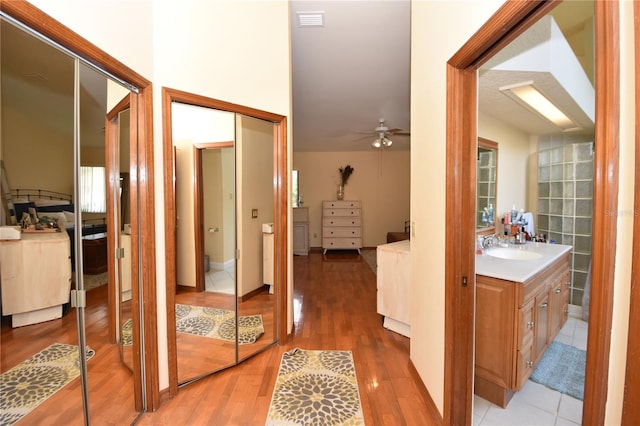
[367,118,409,149]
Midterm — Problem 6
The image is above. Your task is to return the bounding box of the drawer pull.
[555,288,562,294]
[539,302,548,308]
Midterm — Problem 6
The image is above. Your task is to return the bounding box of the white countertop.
[476,241,572,282]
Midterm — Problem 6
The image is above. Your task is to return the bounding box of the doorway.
[444,1,619,425]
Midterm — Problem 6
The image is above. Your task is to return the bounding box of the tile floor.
[204,267,235,294]
[474,316,588,426]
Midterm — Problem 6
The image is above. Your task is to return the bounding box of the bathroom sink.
[485,247,543,261]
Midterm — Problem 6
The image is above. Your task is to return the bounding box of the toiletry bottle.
[511,205,517,223]
[488,204,494,223]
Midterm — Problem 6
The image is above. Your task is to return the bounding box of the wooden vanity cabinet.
[475,252,571,407]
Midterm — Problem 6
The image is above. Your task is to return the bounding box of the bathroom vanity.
[475,242,572,407]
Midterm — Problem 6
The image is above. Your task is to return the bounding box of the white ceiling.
[290,1,595,152]
[3,2,594,153]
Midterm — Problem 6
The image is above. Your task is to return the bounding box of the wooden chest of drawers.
[322,200,362,253]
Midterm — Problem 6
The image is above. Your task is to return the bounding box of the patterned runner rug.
[176,304,264,344]
[266,348,365,425]
[0,343,95,426]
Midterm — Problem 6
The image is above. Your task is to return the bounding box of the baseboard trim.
[238,284,269,302]
[176,284,198,293]
[408,359,444,425]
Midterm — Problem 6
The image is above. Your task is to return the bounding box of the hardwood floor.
[139,249,442,425]
[1,250,442,425]
[0,283,139,425]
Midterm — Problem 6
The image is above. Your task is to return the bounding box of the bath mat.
[0,343,95,426]
[175,304,264,345]
[266,348,364,425]
[530,341,586,400]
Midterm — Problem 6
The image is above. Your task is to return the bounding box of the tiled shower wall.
[537,135,593,307]
[477,149,496,227]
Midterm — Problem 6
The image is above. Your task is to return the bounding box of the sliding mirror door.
[172,102,238,383]
[1,12,143,422]
[164,89,283,389]
[235,114,277,362]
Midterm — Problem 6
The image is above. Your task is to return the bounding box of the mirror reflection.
[171,102,277,384]
[476,138,498,231]
[1,15,141,421]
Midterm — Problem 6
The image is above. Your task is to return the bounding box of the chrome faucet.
[481,234,498,249]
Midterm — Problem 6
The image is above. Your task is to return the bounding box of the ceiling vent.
[297,11,324,28]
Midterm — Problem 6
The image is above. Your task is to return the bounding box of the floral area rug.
[122,319,133,347]
[175,304,264,345]
[0,343,95,426]
[266,348,365,425]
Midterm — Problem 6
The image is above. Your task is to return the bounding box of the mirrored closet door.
[0,11,145,423]
[163,88,284,389]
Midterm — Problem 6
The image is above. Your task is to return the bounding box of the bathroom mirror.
[165,92,279,385]
[476,137,498,232]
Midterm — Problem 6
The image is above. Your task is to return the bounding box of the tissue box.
[0,226,22,240]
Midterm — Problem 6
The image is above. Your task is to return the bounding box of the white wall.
[478,111,532,219]
[410,0,505,414]
[293,150,410,247]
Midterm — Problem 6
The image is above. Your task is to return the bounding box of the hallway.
[139,249,440,425]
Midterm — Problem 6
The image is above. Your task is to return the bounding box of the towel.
[523,212,534,235]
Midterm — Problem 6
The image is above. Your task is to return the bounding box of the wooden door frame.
[162,87,288,397]
[0,0,158,412]
[444,1,620,425]
[193,141,234,293]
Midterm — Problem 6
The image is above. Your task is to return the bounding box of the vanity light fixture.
[499,81,581,131]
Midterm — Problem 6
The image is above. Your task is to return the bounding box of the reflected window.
[80,166,106,213]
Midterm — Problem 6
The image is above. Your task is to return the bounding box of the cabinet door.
[534,290,550,362]
[516,340,536,389]
[475,276,516,388]
[549,279,565,339]
[292,222,309,255]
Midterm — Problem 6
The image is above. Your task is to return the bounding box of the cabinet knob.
[555,288,562,294]
[540,302,548,308]
[527,321,534,329]
[526,360,534,368]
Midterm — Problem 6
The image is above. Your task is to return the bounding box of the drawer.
[323,227,361,238]
[322,217,362,227]
[323,200,361,209]
[322,238,362,249]
[323,208,361,217]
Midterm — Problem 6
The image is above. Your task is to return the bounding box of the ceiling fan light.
[372,138,382,148]
[383,137,393,147]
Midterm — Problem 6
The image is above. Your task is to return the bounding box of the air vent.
[297,11,324,27]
